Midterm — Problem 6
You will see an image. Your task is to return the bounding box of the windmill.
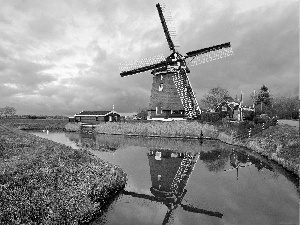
[122,150,223,224]
[120,3,232,119]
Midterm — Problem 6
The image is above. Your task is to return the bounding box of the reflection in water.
[31,131,299,224]
[64,132,299,192]
[226,149,273,180]
[123,150,222,225]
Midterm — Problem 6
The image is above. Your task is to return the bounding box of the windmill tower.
[122,149,223,224]
[120,3,231,120]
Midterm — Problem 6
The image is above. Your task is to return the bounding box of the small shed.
[72,110,120,124]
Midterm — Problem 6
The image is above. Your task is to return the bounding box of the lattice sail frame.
[172,68,201,119]
[119,54,165,73]
[159,3,180,50]
[170,153,199,195]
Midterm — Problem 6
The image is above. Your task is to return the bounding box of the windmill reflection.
[224,148,273,180]
[122,149,223,224]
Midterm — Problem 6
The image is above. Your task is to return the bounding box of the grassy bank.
[0,125,127,224]
[233,124,300,176]
[0,118,68,131]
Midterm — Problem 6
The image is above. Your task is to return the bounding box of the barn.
[71,110,121,124]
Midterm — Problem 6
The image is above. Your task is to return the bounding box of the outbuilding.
[70,110,121,124]
[215,101,239,118]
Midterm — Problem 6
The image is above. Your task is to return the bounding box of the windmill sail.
[120,61,167,77]
[185,42,231,58]
[172,68,201,118]
[156,3,179,52]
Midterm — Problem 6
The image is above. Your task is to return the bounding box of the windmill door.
[156,106,162,115]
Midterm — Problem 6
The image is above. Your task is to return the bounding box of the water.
[32,131,299,225]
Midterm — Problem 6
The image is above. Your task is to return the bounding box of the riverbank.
[67,121,299,177]
[232,124,299,176]
[0,118,68,131]
[0,125,127,224]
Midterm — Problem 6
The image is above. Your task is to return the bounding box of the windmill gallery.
[119,3,233,120]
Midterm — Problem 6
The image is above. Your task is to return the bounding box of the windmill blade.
[180,204,223,218]
[185,42,231,58]
[120,61,167,77]
[121,190,166,204]
[172,68,201,119]
[162,208,175,225]
[156,3,179,52]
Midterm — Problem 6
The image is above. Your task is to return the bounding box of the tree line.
[0,106,16,118]
[136,84,299,120]
[201,85,299,119]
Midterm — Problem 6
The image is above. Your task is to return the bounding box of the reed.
[65,122,81,132]
[94,121,219,138]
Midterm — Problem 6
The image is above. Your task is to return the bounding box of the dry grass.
[0,118,68,131]
[235,124,300,176]
[0,125,127,224]
[94,121,219,138]
[65,122,81,132]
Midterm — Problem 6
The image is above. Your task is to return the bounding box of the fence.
[233,120,276,140]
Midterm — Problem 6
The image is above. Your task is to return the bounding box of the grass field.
[0,118,68,130]
[278,119,299,129]
[0,125,127,224]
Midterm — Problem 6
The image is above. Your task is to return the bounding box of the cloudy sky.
[0,0,298,116]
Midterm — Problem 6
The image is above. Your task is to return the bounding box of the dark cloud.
[0,58,56,101]
[180,1,298,102]
[0,0,298,115]
[28,14,65,41]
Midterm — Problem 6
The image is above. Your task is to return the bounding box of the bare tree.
[2,106,16,118]
[272,96,299,119]
[0,108,4,118]
[201,86,231,110]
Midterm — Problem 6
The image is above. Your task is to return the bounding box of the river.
[31,131,299,225]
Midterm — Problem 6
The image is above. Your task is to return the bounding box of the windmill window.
[156,106,162,115]
[157,174,161,181]
[159,83,164,91]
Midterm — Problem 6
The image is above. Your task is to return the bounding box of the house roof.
[75,110,119,116]
[223,96,235,102]
[216,101,240,110]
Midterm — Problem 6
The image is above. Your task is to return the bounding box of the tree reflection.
[200,149,231,172]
